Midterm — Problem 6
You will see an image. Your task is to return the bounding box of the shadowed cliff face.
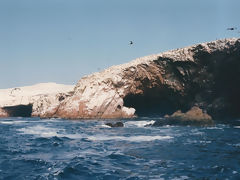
[123,87,183,117]
[3,104,33,117]
[34,38,240,120]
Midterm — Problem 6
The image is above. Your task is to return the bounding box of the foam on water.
[0,121,14,124]
[206,127,223,130]
[17,124,172,142]
[0,120,28,124]
[124,120,155,127]
[87,135,173,142]
[1,117,240,179]
[99,124,112,128]
[18,125,60,137]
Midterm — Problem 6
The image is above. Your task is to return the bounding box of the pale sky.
[0,0,239,88]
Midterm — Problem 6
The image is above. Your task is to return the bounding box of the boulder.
[153,106,213,126]
[105,122,124,127]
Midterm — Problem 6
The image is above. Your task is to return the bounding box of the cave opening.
[3,104,33,117]
[123,87,184,117]
[214,53,240,118]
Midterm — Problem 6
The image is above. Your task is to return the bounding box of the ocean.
[0,117,240,179]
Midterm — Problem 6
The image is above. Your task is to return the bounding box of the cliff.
[39,38,240,119]
[1,38,240,120]
[0,83,74,117]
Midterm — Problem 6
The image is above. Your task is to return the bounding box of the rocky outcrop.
[105,122,124,127]
[0,108,8,117]
[165,106,213,122]
[37,38,240,120]
[0,83,74,117]
[1,38,240,120]
[153,106,213,126]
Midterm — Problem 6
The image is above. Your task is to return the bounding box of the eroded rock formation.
[0,83,74,117]
[36,38,240,120]
[1,38,240,120]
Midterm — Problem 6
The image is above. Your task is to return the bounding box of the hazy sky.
[0,0,239,88]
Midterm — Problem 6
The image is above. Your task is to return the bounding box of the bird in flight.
[129,41,133,45]
[227,27,237,31]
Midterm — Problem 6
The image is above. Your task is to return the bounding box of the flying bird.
[129,41,133,45]
[227,27,237,31]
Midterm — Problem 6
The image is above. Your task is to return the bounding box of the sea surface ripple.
[0,117,240,179]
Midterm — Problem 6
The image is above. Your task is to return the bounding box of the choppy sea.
[0,117,240,179]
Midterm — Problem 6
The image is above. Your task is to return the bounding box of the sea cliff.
[1,38,240,120]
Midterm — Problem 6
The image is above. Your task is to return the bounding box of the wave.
[124,120,155,127]
[99,124,112,128]
[18,125,60,137]
[87,135,172,142]
[205,127,223,130]
[17,124,172,142]
[0,120,28,124]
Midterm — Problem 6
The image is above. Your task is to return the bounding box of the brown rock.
[105,122,124,127]
[0,108,8,117]
[40,38,240,120]
[165,106,213,124]
[2,39,240,120]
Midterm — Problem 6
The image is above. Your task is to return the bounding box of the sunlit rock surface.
[42,38,240,119]
[0,83,74,117]
[1,38,240,120]
[153,106,213,126]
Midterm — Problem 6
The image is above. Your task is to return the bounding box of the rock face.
[166,106,213,122]
[1,38,240,120]
[153,106,213,126]
[40,38,240,120]
[0,83,74,117]
[0,108,8,117]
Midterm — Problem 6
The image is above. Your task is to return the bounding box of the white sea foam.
[0,120,28,124]
[87,135,172,142]
[0,121,14,124]
[206,127,223,130]
[234,126,240,128]
[18,125,85,139]
[124,120,155,127]
[100,124,112,128]
[17,124,172,142]
[62,134,83,139]
[18,125,60,137]
[191,129,204,136]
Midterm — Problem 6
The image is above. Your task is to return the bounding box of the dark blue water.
[0,117,240,180]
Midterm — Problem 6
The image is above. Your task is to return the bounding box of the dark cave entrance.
[3,104,33,117]
[123,88,184,117]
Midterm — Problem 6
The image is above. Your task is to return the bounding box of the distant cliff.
[1,38,240,120]
[0,83,74,117]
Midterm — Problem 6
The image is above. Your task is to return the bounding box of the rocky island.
[1,38,240,122]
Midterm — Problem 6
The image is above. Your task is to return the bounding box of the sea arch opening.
[123,87,184,117]
[3,104,33,117]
